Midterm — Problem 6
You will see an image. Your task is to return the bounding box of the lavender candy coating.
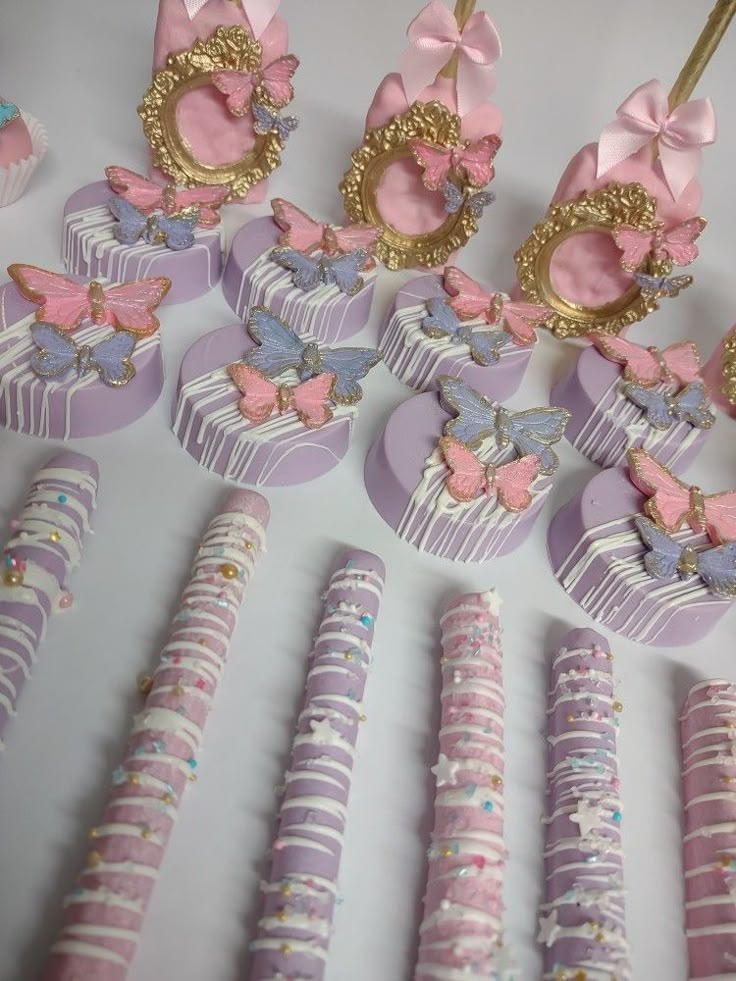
[379,274,532,398]
[552,344,710,473]
[540,629,631,979]
[173,323,356,487]
[62,182,222,305]
[0,451,98,748]
[365,390,552,563]
[548,468,733,647]
[222,216,377,345]
[248,550,385,981]
[0,280,163,440]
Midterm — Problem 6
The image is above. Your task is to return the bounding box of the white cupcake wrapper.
[0,112,49,208]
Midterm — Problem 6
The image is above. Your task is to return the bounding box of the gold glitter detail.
[514,182,680,338]
[87,850,102,868]
[138,27,286,202]
[49,531,61,542]
[220,562,239,580]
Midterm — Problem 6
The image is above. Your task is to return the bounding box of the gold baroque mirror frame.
[339,101,488,271]
[138,26,285,202]
[514,183,678,339]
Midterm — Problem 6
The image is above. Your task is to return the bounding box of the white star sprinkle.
[309,718,338,744]
[569,798,605,838]
[537,910,560,947]
[491,943,520,979]
[431,753,459,787]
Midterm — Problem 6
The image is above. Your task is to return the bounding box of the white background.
[0,2,735,979]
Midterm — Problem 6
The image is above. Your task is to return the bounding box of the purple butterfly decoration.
[30,323,136,387]
[252,99,299,141]
[422,298,509,367]
[623,381,715,431]
[243,307,381,404]
[636,516,736,598]
[269,247,370,296]
[442,180,495,217]
[634,272,693,298]
[438,375,571,475]
[108,197,198,251]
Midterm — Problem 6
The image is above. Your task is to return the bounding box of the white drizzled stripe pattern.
[539,630,631,981]
[681,680,736,979]
[415,590,514,981]
[0,456,97,749]
[43,492,269,981]
[173,364,356,486]
[398,442,550,563]
[248,551,384,981]
[553,515,726,644]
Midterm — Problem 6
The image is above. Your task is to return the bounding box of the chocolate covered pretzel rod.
[43,490,270,981]
[681,680,736,978]
[0,451,98,748]
[539,628,631,981]
[415,590,517,980]
[248,549,385,981]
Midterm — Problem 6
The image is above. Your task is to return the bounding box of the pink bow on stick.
[400,0,502,117]
[183,0,280,38]
[596,79,717,201]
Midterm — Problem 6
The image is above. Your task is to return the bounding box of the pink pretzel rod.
[415,590,513,980]
[681,680,736,978]
[42,490,270,981]
[247,548,385,981]
[0,450,98,749]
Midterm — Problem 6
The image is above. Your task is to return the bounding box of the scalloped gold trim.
[339,101,486,271]
[514,182,675,339]
[137,26,285,202]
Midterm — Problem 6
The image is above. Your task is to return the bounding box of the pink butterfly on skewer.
[408,134,502,191]
[440,436,541,511]
[613,218,707,273]
[227,363,336,430]
[212,54,300,115]
[443,267,552,347]
[105,167,228,228]
[271,199,381,259]
[628,448,736,545]
[590,333,703,388]
[7,264,170,338]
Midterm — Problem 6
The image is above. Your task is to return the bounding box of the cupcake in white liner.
[0,111,49,208]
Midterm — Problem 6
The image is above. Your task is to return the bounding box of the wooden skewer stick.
[669,0,736,109]
[439,0,477,81]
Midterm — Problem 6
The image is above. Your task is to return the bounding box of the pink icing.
[681,680,736,978]
[42,491,269,981]
[548,143,703,309]
[0,113,33,168]
[364,73,502,238]
[415,591,507,979]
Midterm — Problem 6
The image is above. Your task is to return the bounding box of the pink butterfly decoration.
[211,54,300,115]
[440,436,541,511]
[590,333,702,387]
[227,363,336,430]
[105,167,228,228]
[7,264,170,338]
[443,266,552,346]
[613,218,706,273]
[628,448,736,545]
[408,134,501,191]
[271,199,381,259]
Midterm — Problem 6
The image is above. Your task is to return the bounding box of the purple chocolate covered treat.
[539,629,631,978]
[222,216,376,344]
[379,274,532,398]
[63,182,222,305]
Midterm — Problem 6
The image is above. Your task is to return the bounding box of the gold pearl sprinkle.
[163,793,174,804]
[442,847,453,858]
[88,828,99,839]
[613,701,623,712]
[344,653,353,660]
[128,774,141,786]
[137,675,154,698]
[574,972,587,981]
[3,570,23,587]
[491,775,503,788]
[724,776,736,785]
[281,885,292,897]
[141,829,153,840]
[243,540,254,550]
[566,713,575,723]
[719,854,732,868]
[280,944,292,956]
[277,911,288,923]
[87,850,102,868]
[49,531,61,543]
[173,685,185,697]
[220,563,239,580]
[360,714,367,722]
[606,653,614,661]
[727,721,736,730]
[595,932,605,943]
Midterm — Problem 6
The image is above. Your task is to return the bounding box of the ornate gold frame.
[339,101,487,271]
[138,26,285,202]
[721,330,736,406]
[514,183,674,339]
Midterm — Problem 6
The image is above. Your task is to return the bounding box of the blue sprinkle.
[152,740,164,754]
[464,783,477,798]
[175,706,187,716]
[112,766,126,785]
[57,494,68,504]
[347,689,357,701]
[482,800,494,812]
[187,758,197,769]
[360,614,373,627]
[133,747,146,757]
[612,810,622,823]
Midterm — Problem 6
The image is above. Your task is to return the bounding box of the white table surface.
[0,2,735,979]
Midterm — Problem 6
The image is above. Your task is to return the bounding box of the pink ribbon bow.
[400,0,502,117]
[182,0,279,38]
[596,79,717,201]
